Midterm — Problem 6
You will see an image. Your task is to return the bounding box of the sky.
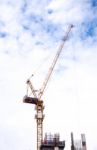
[0,0,97,150]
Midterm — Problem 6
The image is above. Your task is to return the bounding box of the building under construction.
[40,132,87,150]
[40,133,65,150]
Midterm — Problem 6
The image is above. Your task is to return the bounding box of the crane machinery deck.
[23,24,73,150]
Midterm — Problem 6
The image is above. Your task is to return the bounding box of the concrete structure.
[81,134,87,150]
[71,132,75,150]
[71,133,87,150]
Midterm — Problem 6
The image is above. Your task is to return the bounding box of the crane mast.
[23,24,73,150]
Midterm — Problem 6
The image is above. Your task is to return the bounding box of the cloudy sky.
[0,0,97,150]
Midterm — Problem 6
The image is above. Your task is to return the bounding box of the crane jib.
[38,24,73,100]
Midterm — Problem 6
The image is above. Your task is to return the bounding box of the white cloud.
[0,0,97,150]
[46,0,89,24]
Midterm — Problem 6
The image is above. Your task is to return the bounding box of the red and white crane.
[23,24,73,150]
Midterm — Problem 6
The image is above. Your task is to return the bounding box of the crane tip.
[71,24,74,28]
[26,79,30,84]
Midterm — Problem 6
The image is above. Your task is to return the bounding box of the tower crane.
[23,24,73,150]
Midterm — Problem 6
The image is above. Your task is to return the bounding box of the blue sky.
[0,0,97,150]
